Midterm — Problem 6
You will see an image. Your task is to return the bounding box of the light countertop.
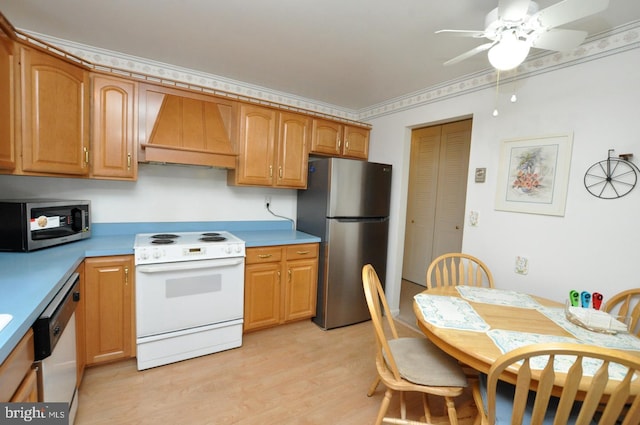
[0,221,320,364]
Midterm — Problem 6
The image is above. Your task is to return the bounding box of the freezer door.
[327,158,392,218]
[317,217,389,329]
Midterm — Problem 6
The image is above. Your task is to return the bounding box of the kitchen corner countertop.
[0,222,320,364]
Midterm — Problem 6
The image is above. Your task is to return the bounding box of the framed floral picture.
[495,134,574,216]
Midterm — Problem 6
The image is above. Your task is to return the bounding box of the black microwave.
[0,199,91,252]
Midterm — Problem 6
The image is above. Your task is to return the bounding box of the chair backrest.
[426,253,494,290]
[603,288,640,336]
[486,342,640,425]
[362,264,402,381]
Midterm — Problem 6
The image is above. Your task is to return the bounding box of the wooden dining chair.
[603,288,640,336]
[477,342,640,425]
[362,264,473,425]
[426,253,494,290]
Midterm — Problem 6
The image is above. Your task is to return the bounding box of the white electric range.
[133,231,246,370]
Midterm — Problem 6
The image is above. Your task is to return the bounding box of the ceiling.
[1,0,639,111]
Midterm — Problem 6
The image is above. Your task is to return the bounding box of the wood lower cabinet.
[91,74,137,180]
[84,256,135,365]
[228,104,310,188]
[310,118,369,160]
[244,243,318,332]
[75,263,86,385]
[0,329,37,402]
[18,45,90,175]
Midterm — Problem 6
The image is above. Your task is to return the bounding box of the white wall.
[366,48,640,312]
[0,164,298,224]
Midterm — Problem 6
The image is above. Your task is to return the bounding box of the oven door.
[135,257,244,338]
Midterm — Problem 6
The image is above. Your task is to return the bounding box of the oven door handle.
[136,258,244,273]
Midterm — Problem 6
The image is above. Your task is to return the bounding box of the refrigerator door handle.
[333,217,388,223]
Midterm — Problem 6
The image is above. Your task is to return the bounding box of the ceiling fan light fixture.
[487,32,531,71]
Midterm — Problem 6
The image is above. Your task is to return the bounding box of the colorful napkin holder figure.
[570,290,603,310]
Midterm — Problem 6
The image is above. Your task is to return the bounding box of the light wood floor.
[76,319,477,424]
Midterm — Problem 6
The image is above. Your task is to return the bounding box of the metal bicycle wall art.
[584,150,638,199]
[495,134,573,216]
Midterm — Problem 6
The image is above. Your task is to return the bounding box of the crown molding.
[24,20,640,123]
[358,20,640,120]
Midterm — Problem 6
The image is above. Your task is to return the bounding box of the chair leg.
[422,394,433,423]
[400,392,407,419]
[444,397,459,425]
[376,389,394,425]
[368,376,381,396]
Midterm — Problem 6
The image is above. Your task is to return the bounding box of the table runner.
[487,329,632,380]
[414,293,490,332]
[538,306,640,351]
[456,286,541,309]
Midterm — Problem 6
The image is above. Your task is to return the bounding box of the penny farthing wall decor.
[584,150,639,199]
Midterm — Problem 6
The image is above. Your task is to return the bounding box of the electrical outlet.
[264,196,271,208]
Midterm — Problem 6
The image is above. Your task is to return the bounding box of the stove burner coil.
[151,239,175,245]
[199,236,226,242]
[201,232,221,237]
[151,234,180,239]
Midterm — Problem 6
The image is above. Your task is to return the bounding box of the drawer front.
[285,243,319,260]
[246,246,282,264]
[0,329,35,402]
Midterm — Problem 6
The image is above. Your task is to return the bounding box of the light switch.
[469,210,479,226]
[515,256,529,275]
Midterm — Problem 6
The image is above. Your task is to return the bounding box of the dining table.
[412,285,640,388]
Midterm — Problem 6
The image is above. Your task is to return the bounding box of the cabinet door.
[74,263,86,386]
[20,46,89,175]
[283,258,318,322]
[342,125,369,159]
[0,28,15,170]
[234,104,277,185]
[310,118,342,156]
[91,74,136,179]
[84,256,134,365]
[275,111,310,188]
[10,367,37,402]
[244,262,281,332]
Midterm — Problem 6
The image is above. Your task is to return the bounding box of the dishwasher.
[32,272,80,424]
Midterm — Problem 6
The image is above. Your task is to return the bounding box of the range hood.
[139,84,238,169]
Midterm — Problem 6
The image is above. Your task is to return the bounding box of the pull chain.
[493,70,501,117]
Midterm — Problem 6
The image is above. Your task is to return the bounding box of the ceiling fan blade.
[533,0,609,29]
[531,28,587,51]
[444,42,495,66]
[498,0,531,21]
[435,29,486,38]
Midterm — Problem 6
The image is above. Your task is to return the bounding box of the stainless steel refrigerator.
[297,157,392,329]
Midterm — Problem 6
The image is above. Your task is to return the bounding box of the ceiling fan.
[437,0,610,70]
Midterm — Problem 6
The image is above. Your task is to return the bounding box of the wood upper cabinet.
[84,256,135,365]
[0,19,15,171]
[19,45,90,175]
[138,83,238,168]
[91,74,137,180]
[244,243,318,332]
[310,118,369,160]
[228,104,310,188]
